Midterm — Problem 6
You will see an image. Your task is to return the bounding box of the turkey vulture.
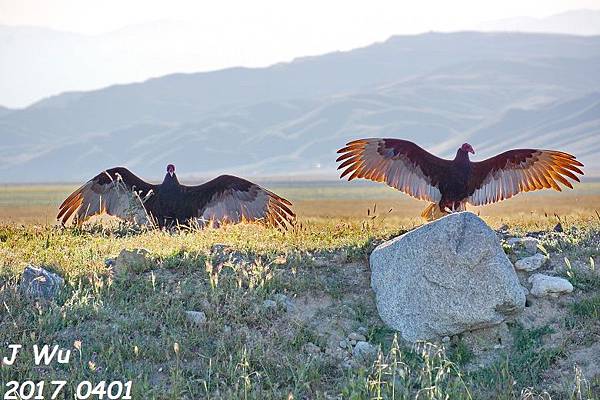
[58,165,295,229]
[336,139,584,220]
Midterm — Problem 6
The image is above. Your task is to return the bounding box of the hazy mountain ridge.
[3,8,600,108]
[476,9,600,36]
[471,92,600,160]
[1,32,599,182]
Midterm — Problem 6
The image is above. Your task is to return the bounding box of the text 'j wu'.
[2,344,71,366]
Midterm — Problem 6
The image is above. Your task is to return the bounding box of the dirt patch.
[558,342,600,380]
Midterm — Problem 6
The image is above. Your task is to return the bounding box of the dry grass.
[1,182,599,227]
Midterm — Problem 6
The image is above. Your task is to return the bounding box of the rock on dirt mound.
[111,248,154,275]
[528,274,574,297]
[370,212,525,342]
[514,253,548,272]
[20,265,64,301]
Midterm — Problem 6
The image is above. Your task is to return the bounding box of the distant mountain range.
[475,9,600,36]
[2,9,600,109]
[0,31,599,182]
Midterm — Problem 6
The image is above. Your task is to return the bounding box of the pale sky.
[1,0,600,108]
[2,0,600,36]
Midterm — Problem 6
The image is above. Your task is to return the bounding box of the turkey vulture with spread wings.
[58,164,295,229]
[336,139,584,220]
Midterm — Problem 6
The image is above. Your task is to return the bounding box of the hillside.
[1,32,600,182]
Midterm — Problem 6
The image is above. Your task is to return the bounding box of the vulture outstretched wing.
[57,167,157,225]
[467,149,584,206]
[336,138,449,202]
[185,175,295,229]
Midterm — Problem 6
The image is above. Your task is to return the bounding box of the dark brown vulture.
[336,139,584,220]
[58,165,295,229]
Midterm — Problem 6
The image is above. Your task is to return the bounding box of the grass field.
[1,181,599,399]
[1,181,600,226]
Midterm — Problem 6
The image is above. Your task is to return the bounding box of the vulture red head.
[167,164,176,176]
[461,143,475,154]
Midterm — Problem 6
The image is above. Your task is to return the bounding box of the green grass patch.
[469,324,564,398]
[448,338,475,366]
[571,295,600,320]
[341,338,472,399]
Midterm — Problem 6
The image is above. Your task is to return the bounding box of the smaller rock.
[262,299,277,310]
[303,342,321,355]
[349,339,357,346]
[357,326,368,336]
[507,237,540,254]
[326,346,347,359]
[339,340,348,349]
[112,248,152,275]
[498,224,509,232]
[442,336,451,343]
[528,274,573,297]
[553,223,564,233]
[521,285,530,296]
[104,258,115,268]
[273,293,295,312]
[185,311,207,326]
[348,332,366,342]
[506,238,521,246]
[20,265,64,301]
[515,253,548,272]
[352,341,377,362]
[223,325,232,334]
[522,237,540,254]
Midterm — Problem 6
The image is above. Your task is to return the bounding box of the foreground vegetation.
[1,183,599,399]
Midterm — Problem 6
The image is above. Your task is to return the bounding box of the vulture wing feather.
[336,138,449,203]
[57,167,157,225]
[184,175,295,230]
[467,150,584,206]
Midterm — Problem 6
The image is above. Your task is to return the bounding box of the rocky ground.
[1,216,599,399]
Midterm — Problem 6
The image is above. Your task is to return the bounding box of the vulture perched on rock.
[337,139,584,220]
[58,165,295,229]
